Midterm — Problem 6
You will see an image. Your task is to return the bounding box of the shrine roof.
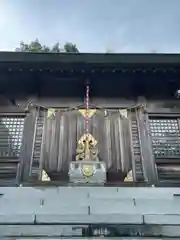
[0,51,180,67]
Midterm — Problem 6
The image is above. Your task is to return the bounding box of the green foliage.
[51,42,61,53]
[15,39,79,53]
[64,42,79,53]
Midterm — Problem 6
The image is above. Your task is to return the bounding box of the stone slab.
[144,214,180,225]
[135,199,180,214]
[87,187,118,199]
[0,214,35,224]
[36,213,143,224]
[116,187,180,199]
[0,225,85,236]
[0,198,41,214]
[38,204,88,214]
[90,200,135,214]
[41,186,89,201]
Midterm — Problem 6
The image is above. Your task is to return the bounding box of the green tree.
[51,42,61,53]
[30,39,43,52]
[64,42,79,53]
[15,39,79,53]
[41,45,51,52]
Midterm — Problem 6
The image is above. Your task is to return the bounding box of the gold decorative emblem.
[47,108,56,118]
[76,133,99,161]
[82,164,94,177]
[119,109,128,118]
[41,169,50,181]
[78,109,96,118]
[78,133,97,146]
[124,170,133,182]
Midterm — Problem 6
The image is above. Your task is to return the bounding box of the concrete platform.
[0,186,180,237]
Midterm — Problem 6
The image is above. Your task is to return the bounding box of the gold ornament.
[119,109,128,118]
[41,169,50,181]
[124,170,133,182]
[82,164,94,177]
[78,109,96,118]
[78,133,97,146]
[47,108,56,118]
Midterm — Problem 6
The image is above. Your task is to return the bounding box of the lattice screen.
[0,116,24,157]
[149,118,180,157]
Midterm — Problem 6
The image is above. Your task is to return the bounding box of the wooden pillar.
[19,109,38,182]
[136,97,158,184]
[38,111,47,180]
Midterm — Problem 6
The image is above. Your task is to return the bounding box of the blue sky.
[0,0,180,52]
